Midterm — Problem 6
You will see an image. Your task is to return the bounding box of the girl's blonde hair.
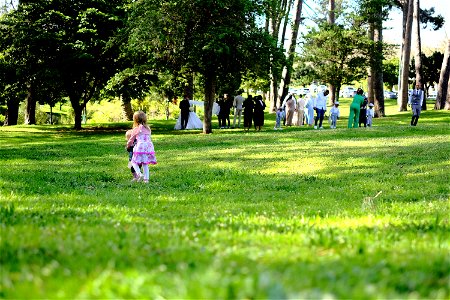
[133,111,150,130]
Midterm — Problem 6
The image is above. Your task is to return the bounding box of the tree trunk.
[278,0,303,105]
[399,0,413,111]
[203,72,216,134]
[435,39,450,109]
[25,83,36,125]
[270,70,279,111]
[413,0,425,110]
[280,0,292,50]
[268,0,288,112]
[374,17,385,117]
[397,0,407,95]
[73,106,83,130]
[5,98,20,126]
[367,22,375,104]
[184,72,194,100]
[328,0,335,24]
[121,95,134,120]
[445,77,450,110]
[69,95,84,130]
[328,0,336,104]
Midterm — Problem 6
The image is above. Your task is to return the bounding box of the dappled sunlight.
[1,117,449,299]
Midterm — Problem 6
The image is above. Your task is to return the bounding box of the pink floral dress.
[127,125,157,165]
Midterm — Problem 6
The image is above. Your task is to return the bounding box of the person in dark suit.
[253,95,266,131]
[223,94,232,128]
[243,95,254,132]
[179,95,191,130]
[218,94,232,128]
[217,97,225,128]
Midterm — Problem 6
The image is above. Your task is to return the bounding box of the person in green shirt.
[348,88,365,128]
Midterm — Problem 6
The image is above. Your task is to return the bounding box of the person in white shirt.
[304,93,315,127]
[329,101,340,129]
[366,103,375,127]
[232,90,245,128]
[314,89,329,129]
[408,83,424,126]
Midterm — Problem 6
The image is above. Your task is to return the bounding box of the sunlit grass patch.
[0,110,449,299]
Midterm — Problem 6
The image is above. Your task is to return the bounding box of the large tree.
[395,0,444,111]
[0,0,127,129]
[264,0,291,112]
[299,22,370,102]
[128,0,277,134]
[277,0,303,108]
[435,39,450,110]
[410,51,443,98]
[359,0,392,117]
[398,0,413,111]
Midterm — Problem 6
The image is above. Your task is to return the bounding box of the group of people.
[347,88,374,128]
[275,89,333,130]
[216,92,266,131]
[275,88,377,130]
[174,95,205,130]
[123,84,425,183]
[174,83,425,132]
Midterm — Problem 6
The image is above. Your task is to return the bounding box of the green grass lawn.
[0,100,449,299]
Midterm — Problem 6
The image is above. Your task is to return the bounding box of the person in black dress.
[242,95,254,131]
[253,95,266,131]
[359,96,368,127]
[217,96,230,129]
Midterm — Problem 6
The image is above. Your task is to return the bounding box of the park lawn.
[0,101,449,299]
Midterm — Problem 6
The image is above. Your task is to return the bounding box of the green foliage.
[410,51,444,93]
[128,0,279,130]
[383,58,399,90]
[0,0,129,129]
[0,105,449,298]
[298,22,371,95]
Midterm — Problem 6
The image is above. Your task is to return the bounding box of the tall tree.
[129,0,277,134]
[299,22,370,100]
[265,0,291,112]
[278,0,303,107]
[435,39,450,110]
[0,0,127,129]
[395,0,444,111]
[398,0,413,111]
[359,0,391,116]
[410,51,443,99]
[446,77,450,110]
[413,0,423,109]
[327,0,336,105]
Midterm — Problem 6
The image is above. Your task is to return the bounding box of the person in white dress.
[304,93,315,127]
[174,100,219,130]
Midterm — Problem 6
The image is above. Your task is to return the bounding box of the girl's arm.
[126,126,140,148]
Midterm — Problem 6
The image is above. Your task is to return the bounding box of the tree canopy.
[127,0,279,133]
[298,21,371,100]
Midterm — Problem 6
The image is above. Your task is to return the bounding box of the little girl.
[366,103,375,127]
[126,111,157,183]
[329,101,340,129]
